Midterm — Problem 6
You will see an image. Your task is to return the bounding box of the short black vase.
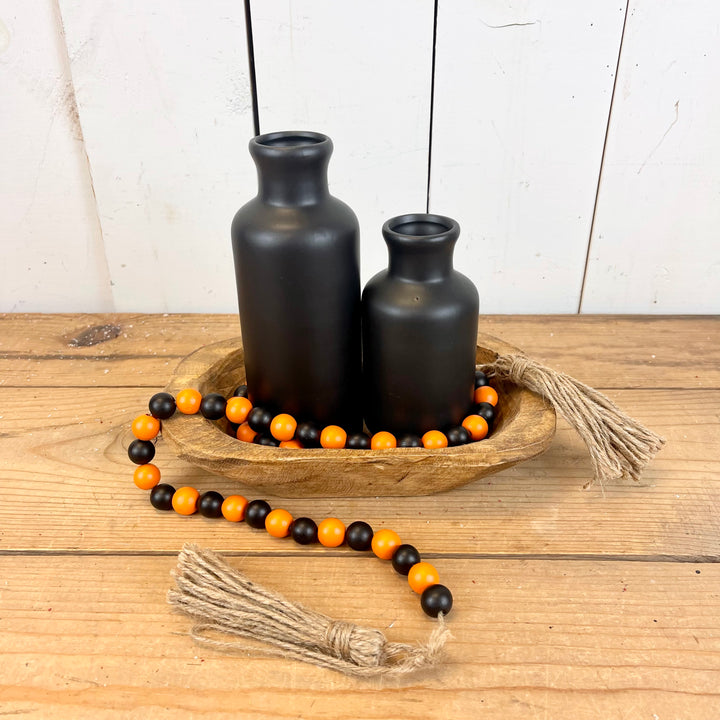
[231,131,362,429]
[362,213,479,435]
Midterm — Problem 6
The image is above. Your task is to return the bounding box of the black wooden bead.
[391,544,422,575]
[446,425,471,447]
[473,402,496,426]
[474,370,489,388]
[245,499,272,528]
[420,584,453,617]
[200,393,227,420]
[398,434,423,448]
[253,434,280,447]
[148,392,176,419]
[232,384,249,398]
[198,491,224,518]
[296,421,321,448]
[346,521,374,551]
[346,432,371,450]
[248,407,273,433]
[150,483,175,511]
[226,421,240,437]
[128,439,155,464]
[291,517,318,545]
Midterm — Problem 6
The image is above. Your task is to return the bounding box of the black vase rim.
[250,130,332,158]
[382,213,460,246]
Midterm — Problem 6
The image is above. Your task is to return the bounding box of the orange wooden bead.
[176,388,202,415]
[279,439,303,449]
[131,414,160,441]
[226,396,253,424]
[221,495,248,522]
[236,422,258,443]
[133,463,160,490]
[422,430,448,449]
[371,431,397,449]
[371,529,401,560]
[320,425,347,449]
[462,414,489,441]
[317,517,346,547]
[265,508,293,538]
[172,486,199,515]
[408,562,439,594]
[270,413,297,442]
[474,385,498,406]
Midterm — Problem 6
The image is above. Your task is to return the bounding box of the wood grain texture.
[1,556,718,719]
[1,314,718,716]
[429,1,626,312]
[2,314,718,388]
[160,336,555,496]
[0,385,717,556]
[582,1,720,313]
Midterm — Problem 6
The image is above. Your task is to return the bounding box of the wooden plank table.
[1,314,718,718]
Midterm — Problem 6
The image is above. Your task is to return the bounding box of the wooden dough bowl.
[161,334,556,497]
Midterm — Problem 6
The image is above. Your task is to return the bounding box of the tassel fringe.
[167,353,664,674]
[168,544,450,678]
[480,353,665,488]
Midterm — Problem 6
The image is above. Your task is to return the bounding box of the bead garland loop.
[127,376,499,618]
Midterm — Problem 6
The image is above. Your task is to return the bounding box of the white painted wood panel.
[251,0,434,284]
[58,0,256,312]
[430,1,627,313]
[581,1,720,314]
[0,0,112,313]
[5,1,718,314]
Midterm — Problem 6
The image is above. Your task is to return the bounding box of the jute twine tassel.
[168,543,450,678]
[479,353,665,488]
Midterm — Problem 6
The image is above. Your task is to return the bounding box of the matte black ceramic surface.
[362,213,479,435]
[231,131,362,429]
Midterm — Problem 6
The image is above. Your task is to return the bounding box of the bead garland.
[218,368,496,449]
[128,373,499,619]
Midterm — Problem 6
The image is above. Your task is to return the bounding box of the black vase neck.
[250,131,332,207]
[383,214,460,282]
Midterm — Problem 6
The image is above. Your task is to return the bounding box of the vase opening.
[384,213,459,242]
[390,219,451,237]
[249,131,333,206]
[255,131,328,148]
[382,214,460,281]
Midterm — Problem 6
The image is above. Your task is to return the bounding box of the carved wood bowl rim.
[161,334,556,497]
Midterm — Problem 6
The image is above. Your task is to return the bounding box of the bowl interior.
[161,336,556,497]
[194,350,520,440]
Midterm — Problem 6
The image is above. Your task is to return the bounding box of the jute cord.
[479,352,665,488]
[169,544,450,678]
[168,352,664,675]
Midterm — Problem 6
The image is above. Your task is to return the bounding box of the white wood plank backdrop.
[0,0,112,312]
[58,0,255,313]
[581,0,720,313]
[251,0,434,284]
[430,1,626,313]
[1,0,718,314]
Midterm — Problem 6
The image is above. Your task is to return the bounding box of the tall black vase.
[231,131,362,429]
[362,213,479,435]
